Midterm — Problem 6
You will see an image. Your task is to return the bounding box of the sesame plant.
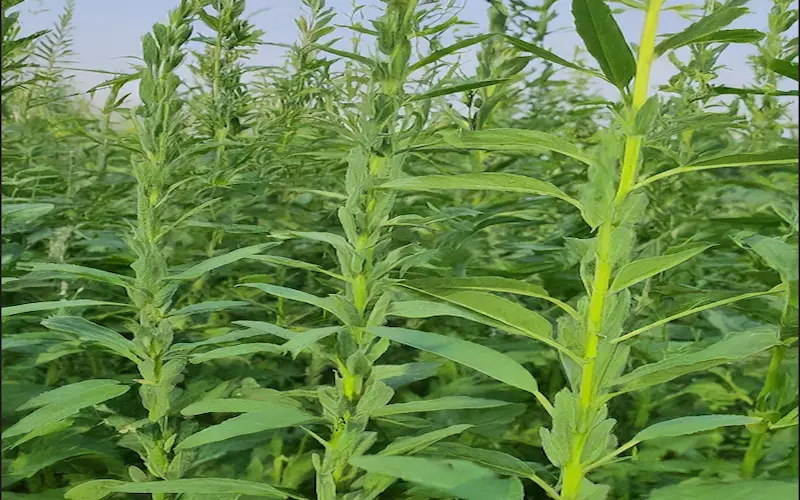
[2,0,798,499]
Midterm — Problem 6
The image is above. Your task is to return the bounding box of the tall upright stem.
[560,1,663,498]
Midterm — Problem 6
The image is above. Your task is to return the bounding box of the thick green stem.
[560,1,663,497]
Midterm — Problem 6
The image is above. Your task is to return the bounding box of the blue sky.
[17,0,782,108]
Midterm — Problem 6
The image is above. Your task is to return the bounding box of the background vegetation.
[2,0,798,499]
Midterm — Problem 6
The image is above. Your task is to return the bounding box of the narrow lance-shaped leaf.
[368,327,540,395]
[168,300,250,317]
[503,34,607,81]
[16,262,133,287]
[348,455,524,500]
[409,34,495,72]
[441,128,593,165]
[403,276,580,319]
[380,173,586,216]
[3,381,130,439]
[610,327,781,394]
[655,7,748,55]
[615,285,785,343]
[410,79,508,102]
[170,243,277,280]
[372,396,511,417]
[767,57,799,81]
[609,245,712,293]
[176,405,317,450]
[635,147,799,188]
[2,300,131,318]
[41,316,142,362]
[571,0,635,89]
[67,478,296,499]
[189,343,283,364]
[380,424,473,456]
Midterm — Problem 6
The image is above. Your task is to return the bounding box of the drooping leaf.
[427,443,540,480]
[609,245,712,292]
[281,326,340,358]
[571,0,635,89]
[239,283,357,324]
[41,316,142,362]
[690,29,765,45]
[181,398,302,416]
[368,327,539,395]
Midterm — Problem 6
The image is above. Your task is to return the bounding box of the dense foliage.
[2,0,798,499]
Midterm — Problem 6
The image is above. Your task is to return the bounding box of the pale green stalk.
[560,1,663,497]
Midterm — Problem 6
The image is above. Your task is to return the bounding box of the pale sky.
[17,0,792,109]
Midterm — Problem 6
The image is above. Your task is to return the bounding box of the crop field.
[2,0,799,498]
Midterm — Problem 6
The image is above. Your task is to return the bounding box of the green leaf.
[609,244,712,293]
[168,301,250,317]
[16,262,132,287]
[648,480,798,500]
[181,398,302,416]
[41,316,142,362]
[441,128,593,165]
[111,479,293,498]
[404,276,579,319]
[400,287,576,360]
[3,381,130,439]
[771,406,798,430]
[247,255,346,281]
[239,283,357,324]
[176,406,316,450]
[571,0,635,89]
[428,443,540,480]
[348,455,524,500]
[2,300,130,318]
[636,147,798,188]
[373,397,511,417]
[381,173,585,215]
[633,414,760,443]
[65,480,126,500]
[316,44,374,67]
[503,34,607,81]
[368,327,539,395]
[655,7,748,55]
[189,343,283,364]
[380,424,473,456]
[281,326,340,358]
[611,327,781,394]
[170,243,277,280]
[615,285,784,343]
[767,57,799,81]
[704,85,798,98]
[410,79,508,101]
[410,34,495,72]
[691,29,765,45]
[15,379,121,411]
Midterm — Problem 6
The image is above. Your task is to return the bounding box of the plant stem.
[561,1,663,497]
[741,345,785,478]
